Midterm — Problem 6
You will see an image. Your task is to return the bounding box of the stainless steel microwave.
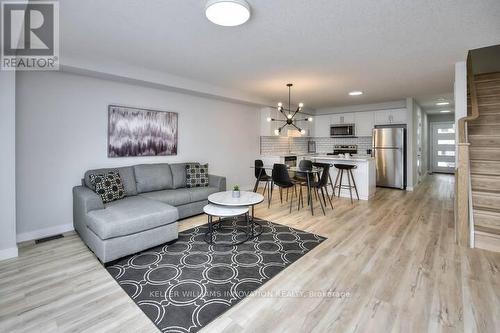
[330,124,356,137]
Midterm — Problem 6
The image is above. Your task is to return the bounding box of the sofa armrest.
[209,174,226,192]
[73,186,104,214]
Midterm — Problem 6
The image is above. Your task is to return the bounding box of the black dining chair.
[311,163,334,213]
[253,160,272,197]
[271,164,298,213]
[294,159,313,183]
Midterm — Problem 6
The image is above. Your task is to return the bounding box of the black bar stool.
[333,164,360,204]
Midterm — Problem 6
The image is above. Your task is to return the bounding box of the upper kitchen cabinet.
[314,114,331,137]
[354,111,375,137]
[374,108,407,125]
[260,107,274,136]
[297,118,314,137]
[260,107,287,136]
[331,113,355,125]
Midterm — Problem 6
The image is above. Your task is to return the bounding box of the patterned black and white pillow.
[89,171,125,203]
[185,163,209,188]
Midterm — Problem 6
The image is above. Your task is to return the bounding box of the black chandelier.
[267,83,312,135]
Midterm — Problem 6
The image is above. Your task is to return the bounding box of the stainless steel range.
[327,145,358,156]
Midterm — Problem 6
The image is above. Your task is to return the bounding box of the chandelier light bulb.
[299,102,304,108]
[274,129,280,136]
[266,117,271,122]
[287,114,292,119]
[308,117,313,122]
[278,102,283,107]
[300,129,306,135]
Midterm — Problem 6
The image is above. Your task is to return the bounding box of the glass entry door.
[431,122,456,174]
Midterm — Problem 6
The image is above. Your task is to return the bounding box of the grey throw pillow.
[185,163,209,188]
[89,171,125,203]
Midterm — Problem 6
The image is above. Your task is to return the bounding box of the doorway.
[430,122,456,174]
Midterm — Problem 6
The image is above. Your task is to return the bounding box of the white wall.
[16,71,260,241]
[406,98,415,189]
[454,61,467,142]
[0,71,18,260]
[421,111,429,176]
[406,98,425,190]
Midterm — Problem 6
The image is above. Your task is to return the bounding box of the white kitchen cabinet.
[304,119,313,136]
[374,108,407,125]
[390,108,407,124]
[260,108,273,136]
[331,113,355,125]
[260,107,287,136]
[293,117,313,136]
[354,111,375,137]
[314,114,331,137]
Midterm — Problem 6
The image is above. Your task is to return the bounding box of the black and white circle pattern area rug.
[106,218,326,333]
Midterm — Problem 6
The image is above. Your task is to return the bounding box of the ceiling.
[415,93,455,115]
[60,0,500,109]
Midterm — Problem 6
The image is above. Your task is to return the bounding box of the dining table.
[251,165,323,215]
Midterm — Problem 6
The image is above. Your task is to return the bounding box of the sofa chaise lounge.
[73,163,226,263]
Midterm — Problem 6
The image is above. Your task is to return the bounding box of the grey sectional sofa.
[73,163,226,263]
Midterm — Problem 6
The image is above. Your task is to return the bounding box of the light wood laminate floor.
[1,174,499,332]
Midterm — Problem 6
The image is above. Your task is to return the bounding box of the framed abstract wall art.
[108,105,178,157]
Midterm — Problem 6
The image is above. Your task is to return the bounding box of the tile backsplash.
[260,136,372,155]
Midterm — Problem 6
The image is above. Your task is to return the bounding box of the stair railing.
[456,51,479,247]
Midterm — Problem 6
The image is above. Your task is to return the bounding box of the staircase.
[468,72,500,252]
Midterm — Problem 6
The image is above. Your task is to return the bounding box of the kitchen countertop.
[260,154,374,162]
[310,155,374,162]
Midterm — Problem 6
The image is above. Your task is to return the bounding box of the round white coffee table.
[208,191,264,217]
[206,191,264,244]
[203,204,250,245]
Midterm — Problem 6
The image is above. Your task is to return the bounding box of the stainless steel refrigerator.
[372,127,406,189]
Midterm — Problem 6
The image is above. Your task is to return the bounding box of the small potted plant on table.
[232,184,241,198]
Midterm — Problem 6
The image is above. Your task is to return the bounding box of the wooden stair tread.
[475,225,500,236]
[474,106,500,115]
[474,206,500,216]
[471,171,500,176]
[470,163,500,176]
[469,146,500,150]
[468,123,500,126]
[468,123,500,135]
[478,101,500,107]
[468,134,500,138]
[469,114,500,125]
[471,173,500,193]
[475,72,500,82]
[472,189,500,196]
[474,207,500,231]
[469,148,500,161]
[468,134,500,146]
[471,173,500,179]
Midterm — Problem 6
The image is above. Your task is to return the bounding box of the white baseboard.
[0,246,18,261]
[17,223,74,243]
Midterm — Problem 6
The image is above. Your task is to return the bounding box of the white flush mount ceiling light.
[205,0,251,26]
[349,91,363,96]
[440,110,451,113]
[436,101,450,106]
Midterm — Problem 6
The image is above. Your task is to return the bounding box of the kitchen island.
[301,155,376,200]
